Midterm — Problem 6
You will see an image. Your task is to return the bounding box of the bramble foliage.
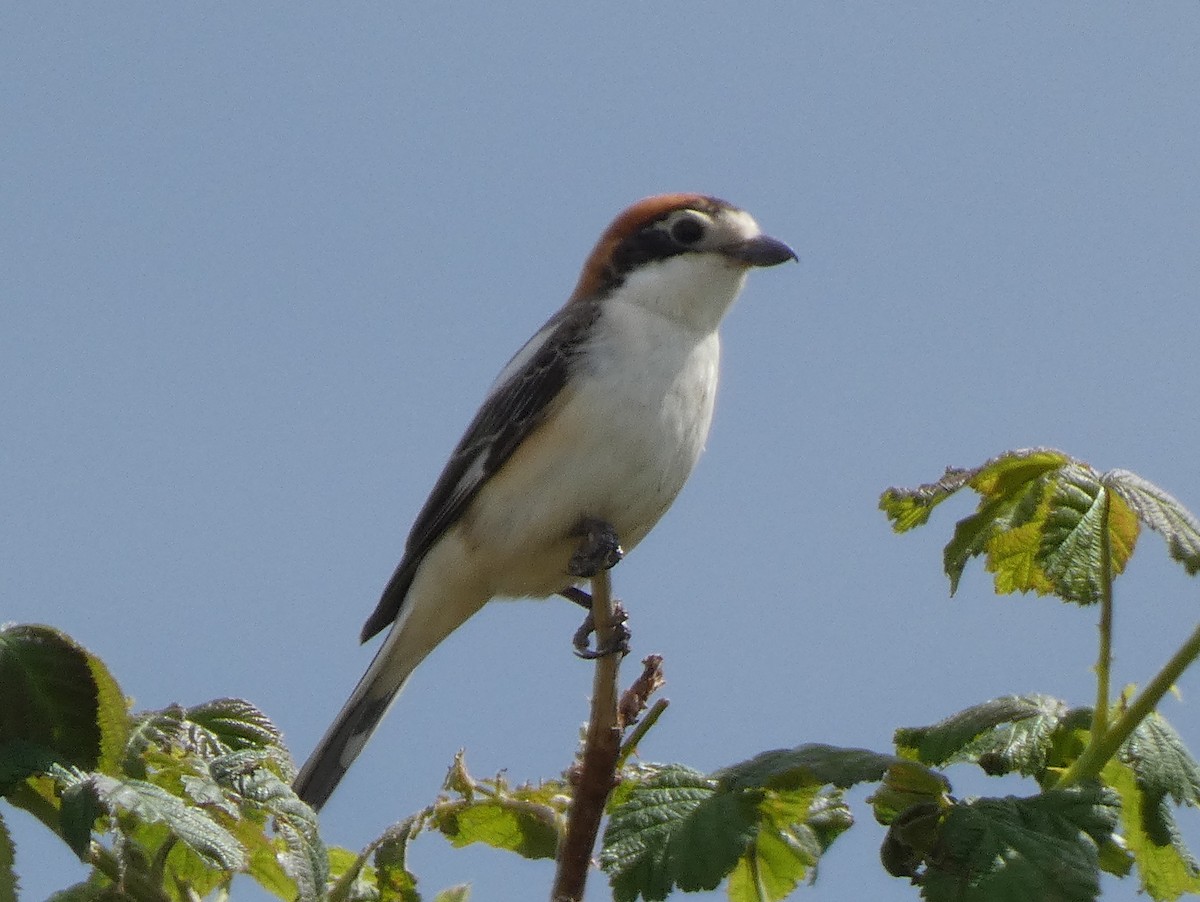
[3,448,1200,900]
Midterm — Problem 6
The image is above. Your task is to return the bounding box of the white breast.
[453,249,752,599]
[454,298,721,598]
[569,297,721,540]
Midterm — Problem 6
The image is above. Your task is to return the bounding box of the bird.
[293,193,796,810]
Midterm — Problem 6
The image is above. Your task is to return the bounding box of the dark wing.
[359,301,601,642]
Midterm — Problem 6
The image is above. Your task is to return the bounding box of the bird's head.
[569,194,796,332]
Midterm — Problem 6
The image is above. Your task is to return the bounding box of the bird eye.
[670,216,705,245]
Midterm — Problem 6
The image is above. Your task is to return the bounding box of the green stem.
[1091,488,1115,743]
[616,698,669,769]
[1056,620,1200,789]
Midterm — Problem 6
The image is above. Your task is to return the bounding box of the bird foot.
[572,601,631,659]
[569,518,624,577]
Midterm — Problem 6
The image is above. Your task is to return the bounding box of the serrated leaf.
[122,706,186,777]
[1120,713,1200,844]
[946,455,1059,595]
[880,467,974,532]
[884,450,1152,605]
[604,754,871,901]
[895,695,1067,776]
[716,743,905,792]
[438,796,558,859]
[920,787,1118,902]
[602,764,738,901]
[880,802,944,879]
[433,887,471,902]
[968,449,1074,496]
[0,812,17,902]
[1036,468,1137,604]
[426,756,565,862]
[728,827,808,902]
[881,449,1069,537]
[328,820,417,902]
[726,788,852,902]
[83,651,129,778]
[256,777,325,902]
[61,773,244,870]
[275,815,327,902]
[1107,470,1200,576]
[44,884,110,902]
[236,824,298,900]
[0,625,108,772]
[186,698,286,755]
[0,739,68,795]
[869,761,954,826]
[1103,758,1200,900]
[985,521,1058,597]
[208,748,297,806]
[667,789,760,893]
[373,823,421,902]
[58,770,105,858]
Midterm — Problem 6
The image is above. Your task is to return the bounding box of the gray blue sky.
[4,5,1199,900]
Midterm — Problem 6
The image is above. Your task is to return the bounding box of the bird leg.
[571,600,630,659]
[562,518,630,658]
[568,517,624,578]
[560,586,593,609]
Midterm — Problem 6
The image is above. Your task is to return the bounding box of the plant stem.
[1057,619,1200,789]
[551,569,623,901]
[617,698,668,769]
[1091,488,1115,743]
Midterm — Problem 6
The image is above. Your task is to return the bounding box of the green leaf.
[1036,468,1137,604]
[0,625,112,773]
[425,754,566,862]
[604,749,886,901]
[208,748,298,805]
[880,802,944,880]
[60,773,245,870]
[233,767,326,901]
[1103,758,1200,900]
[882,448,1068,534]
[880,467,975,532]
[883,450,1147,604]
[869,761,953,826]
[373,822,422,902]
[328,820,419,902]
[124,699,288,773]
[726,788,852,902]
[233,821,298,900]
[610,765,757,898]
[276,817,328,902]
[0,812,17,902]
[433,887,471,902]
[943,451,1065,595]
[1107,470,1200,576]
[186,698,287,756]
[435,795,559,859]
[895,694,1067,776]
[716,743,906,792]
[967,448,1074,497]
[1120,713,1200,846]
[83,649,129,778]
[44,883,112,902]
[920,787,1119,902]
[0,739,67,795]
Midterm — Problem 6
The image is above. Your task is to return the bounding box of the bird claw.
[572,602,630,659]
[569,518,624,577]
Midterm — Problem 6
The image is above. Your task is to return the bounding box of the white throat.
[617,254,749,336]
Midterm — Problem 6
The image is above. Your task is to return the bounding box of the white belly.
[455,300,720,598]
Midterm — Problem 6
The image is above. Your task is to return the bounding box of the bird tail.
[292,629,413,811]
